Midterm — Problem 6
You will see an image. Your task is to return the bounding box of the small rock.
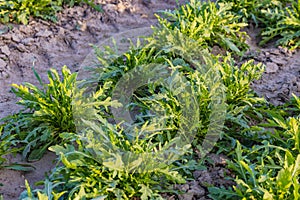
[22,38,35,45]
[207,153,227,166]
[0,45,10,56]
[179,193,193,200]
[12,34,21,42]
[269,49,281,55]
[218,168,225,178]
[77,20,87,31]
[290,60,300,69]
[265,62,279,73]
[15,43,27,52]
[58,27,65,35]
[270,56,286,66]
[19,25,33,34]
[103,4,117,12]
[117,2,127,13]
[0,54,6,59]
[189,181,205,197]
[36,30,52,37]
[0,71,9,79]
[193,170,202,179]
[0,58,6,68]
[255,54,265,62]
[1,34,11,40]
[197,170,213,186]
[266,84,277,92]
[190,187,206,198]
[179,184,190,192]
[287,75,297,84]
[264,51,270,57]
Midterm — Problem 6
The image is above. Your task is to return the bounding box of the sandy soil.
[0,0,299,199]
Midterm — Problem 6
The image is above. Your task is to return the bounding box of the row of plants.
[1,0,299,50]
[217,0,300,50]
[0,0,299,199]
[0,0,102,25]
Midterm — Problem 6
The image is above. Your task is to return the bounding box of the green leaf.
[139,184,153,200]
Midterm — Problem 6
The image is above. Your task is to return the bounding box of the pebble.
[12,34,21,42]
[264,51,270,57]
[36,30,52,37]
[19,25,32,34]
[0,54,6,59]
[117,2,127,13]
[265,62,279,73]
[269,49,281,55]
[208,153,227,166]
[1,34,11,40]
[179,193,193,200]
[193,170,202,179]
[0,71,9,79]
[289,60,300,69]
[287,75,297,84]
[58,27,65,35]
[270,56,286,66]
[103,4,117,12]
[22,38,35,45]
[180,184,190,192]
[77,20,87,32]
[178,181,205,200]
[15,43,27,52]
[0,45,10,56]
[0,58,6,68]
[189,186,205,197]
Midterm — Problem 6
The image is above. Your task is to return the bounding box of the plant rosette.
[73,27,227,174]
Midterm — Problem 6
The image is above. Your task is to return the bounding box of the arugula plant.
[209,140,300,200]
[260,0,300,50]
[0,0,102,25]
[210,92,300,199]
[217,0,292,26]
[0,125,15,166]
[20,116,186,200]
[1,66,78,161]
[0,125,34,183]
[155,0,249,55]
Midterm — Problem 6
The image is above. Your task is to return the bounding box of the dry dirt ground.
[0,0,299,199]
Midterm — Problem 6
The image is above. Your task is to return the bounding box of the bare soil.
[0,1,299,199]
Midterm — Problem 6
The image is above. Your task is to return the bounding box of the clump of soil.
[250,48,300,105]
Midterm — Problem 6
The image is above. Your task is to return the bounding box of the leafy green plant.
[0,0,102,24]
[210,92,300,199]
[20,115,186,200]
[216,55,265,106]
[264,115,300,152]
[1,128,34,178]
[260,0,300,50]
[210,140,300,200]
[0,125,16,166]
[217,0,291,26]
[0,125,34,171]
[156,0,249,55]
[1,66,78,161]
